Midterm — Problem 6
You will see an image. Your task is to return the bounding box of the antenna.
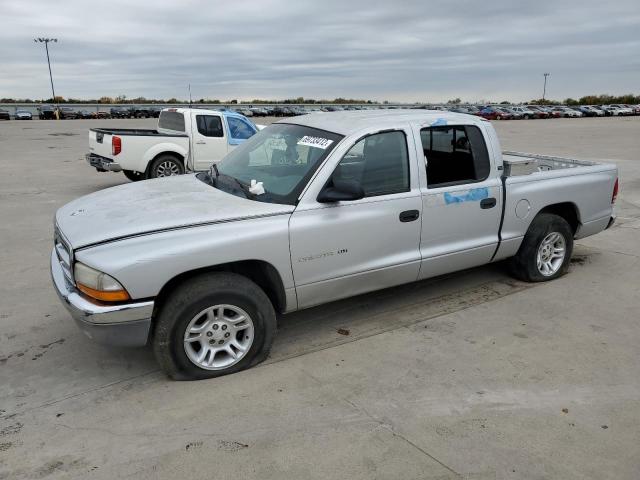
[188,84,192,107]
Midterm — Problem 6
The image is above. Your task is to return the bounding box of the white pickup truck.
[53,110,618,380]
[86,108,260,181]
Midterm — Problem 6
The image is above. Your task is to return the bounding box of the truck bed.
[502,151,600,176]
[90,127,187,137]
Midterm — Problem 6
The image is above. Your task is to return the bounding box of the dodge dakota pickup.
[52,110,618,380]
[86,108,260,181]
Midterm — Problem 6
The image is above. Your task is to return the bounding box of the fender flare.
[139,142,189,173]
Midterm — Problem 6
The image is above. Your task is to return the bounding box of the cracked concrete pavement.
[1,116,639,479]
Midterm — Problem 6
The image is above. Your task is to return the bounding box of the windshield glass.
[215,123,343,205]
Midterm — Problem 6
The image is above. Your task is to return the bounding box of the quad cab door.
[413,122,502,279]
[289,127,423,309]
[191,113,229,171]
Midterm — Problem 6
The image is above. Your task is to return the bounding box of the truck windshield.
[214,123,343,205]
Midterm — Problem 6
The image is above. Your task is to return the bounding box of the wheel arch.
[144,151,186,178]
[153,260,288,317]
[536,202,581,234]
[141,143,187,173]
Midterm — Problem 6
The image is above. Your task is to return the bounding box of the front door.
[289,129,423,308]
[192,114,229,171]
[415,123,502,279]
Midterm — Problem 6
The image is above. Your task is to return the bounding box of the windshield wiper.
[224,175,257,200]
[206,164,258,200]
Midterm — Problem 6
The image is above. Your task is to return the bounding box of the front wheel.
[147,154,184,179]
[509,213,573,282]
[153,272,277,380]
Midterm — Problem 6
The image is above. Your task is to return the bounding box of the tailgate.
[89,129,114,159]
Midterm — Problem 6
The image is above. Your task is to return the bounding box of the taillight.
[612,178,619,204]
[112,135,121,156]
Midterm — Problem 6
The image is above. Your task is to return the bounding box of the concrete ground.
[0,116,639,479]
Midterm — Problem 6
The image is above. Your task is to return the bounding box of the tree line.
[2,93,638,105]
[0,95,378,105]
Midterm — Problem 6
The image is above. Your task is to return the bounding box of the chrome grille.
[54,227,73,283]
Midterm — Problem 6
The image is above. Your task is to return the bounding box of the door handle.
[196,141,206,145]
[399,210,420,222]
[480,198,497,209]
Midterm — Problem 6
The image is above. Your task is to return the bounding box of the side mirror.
[317,179,365,203]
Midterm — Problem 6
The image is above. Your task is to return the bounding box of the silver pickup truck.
[51,110,618,380]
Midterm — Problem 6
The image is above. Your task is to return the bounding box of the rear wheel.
[147,154,184,179]
[153,272,277,380]
[509,213,573,282]
[123,170,143,182]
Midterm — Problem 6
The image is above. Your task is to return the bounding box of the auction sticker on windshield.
[298,136,334,149]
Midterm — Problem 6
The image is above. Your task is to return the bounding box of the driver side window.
[196,115,223,137]
[333,130,409,197]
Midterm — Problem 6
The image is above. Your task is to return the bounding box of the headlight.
[74,262,130,302]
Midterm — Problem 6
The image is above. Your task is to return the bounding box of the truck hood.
[56,174,294,249]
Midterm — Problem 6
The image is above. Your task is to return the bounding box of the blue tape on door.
[444,187,489,204]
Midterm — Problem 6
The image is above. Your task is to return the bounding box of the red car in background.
[541,106,562,118]
[526,105,551,119]
[477,106,512,120]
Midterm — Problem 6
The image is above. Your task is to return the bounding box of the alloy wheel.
[183,304,255,370]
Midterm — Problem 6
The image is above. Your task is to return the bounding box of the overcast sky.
[1,0,639,102]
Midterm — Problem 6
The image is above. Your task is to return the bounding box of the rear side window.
[333,130,409,197]
[158,111,185,132]
[420,125,490,188]
[227,117,256,140]
[196,115,223,137]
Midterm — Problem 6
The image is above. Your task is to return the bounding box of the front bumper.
[86,153,122,172]
[50,249,154,347]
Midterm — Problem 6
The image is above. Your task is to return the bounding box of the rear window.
[158,111,185,132]
[420,125,491,188]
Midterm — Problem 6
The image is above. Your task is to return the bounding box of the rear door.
[414,123,502,279]
[192,114,229,171]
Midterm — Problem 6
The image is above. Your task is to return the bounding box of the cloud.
[1,0,639,102]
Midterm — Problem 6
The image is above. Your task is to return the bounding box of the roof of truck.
[276,109,487,136]
[168,107,252,121]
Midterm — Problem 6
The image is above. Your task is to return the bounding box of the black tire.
[508,213,573,282]
[123,170,144,182]
[524,114,531,120]
[153,272,277,380]
[147,154,184,179]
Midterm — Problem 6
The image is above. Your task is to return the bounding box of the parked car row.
[3,103,639,122]
[0,108,36,120]
[109,106,164,118]
[247,103,639,119]
[32,105,113,120]
[236,104,373,117]
[440,103,640,120]
[25,105,165,120]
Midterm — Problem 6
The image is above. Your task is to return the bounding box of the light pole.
[542,73,550,103]
[34,37,58,118]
